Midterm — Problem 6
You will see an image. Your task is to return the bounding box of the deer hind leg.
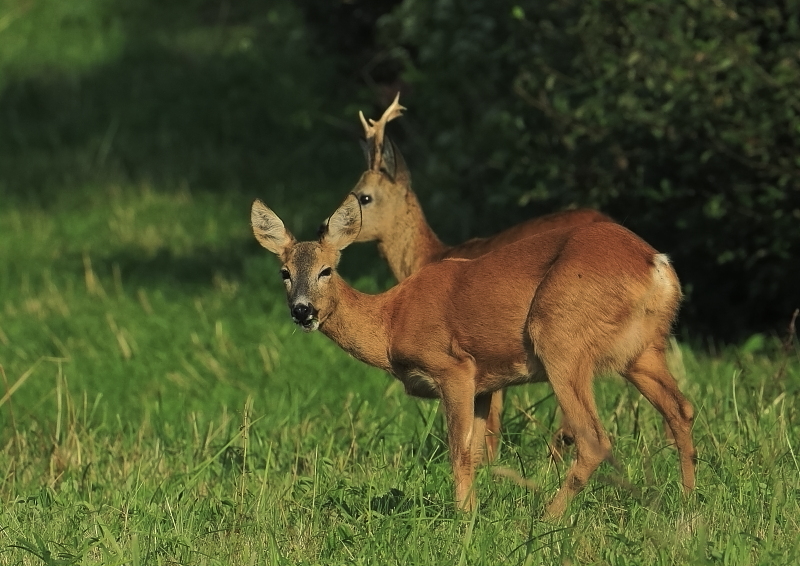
[544,361,612,520]
[622,344,696,492]
[484,389,503,463]
[440,369,480,511]
[549,407,576,462]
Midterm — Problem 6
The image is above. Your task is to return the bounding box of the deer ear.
[381,135,397,180]
[251,199,294,256]
[323,194,362,251]
[382,137,410,186]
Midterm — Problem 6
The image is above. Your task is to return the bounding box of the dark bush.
[295,0,404,86]
[356,0,799,341]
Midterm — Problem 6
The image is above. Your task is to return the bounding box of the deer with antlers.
[253,194,696,517]
[331,94,616,461]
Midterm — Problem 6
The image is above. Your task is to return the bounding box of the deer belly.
[400,370,441,399]
[476,356,546,394]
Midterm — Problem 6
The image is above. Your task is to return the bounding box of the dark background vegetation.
[2,0,798,343]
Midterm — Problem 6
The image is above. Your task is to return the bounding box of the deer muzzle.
[290,302,319,332]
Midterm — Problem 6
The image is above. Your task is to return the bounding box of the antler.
[359,93,406,171]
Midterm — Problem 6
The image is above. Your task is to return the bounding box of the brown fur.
[253,196,696,518]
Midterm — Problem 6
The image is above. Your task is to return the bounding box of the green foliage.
[376,0,800,340]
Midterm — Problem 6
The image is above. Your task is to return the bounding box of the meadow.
[1,1,799,564]
[2,180,799,566]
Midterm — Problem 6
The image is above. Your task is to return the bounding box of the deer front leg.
[441,370,478,511]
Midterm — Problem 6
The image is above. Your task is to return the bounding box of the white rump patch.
[653,253,671,267]
[651,254,672,281]
[650,253,679,300]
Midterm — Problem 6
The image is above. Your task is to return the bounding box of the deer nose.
[291,303,312,321]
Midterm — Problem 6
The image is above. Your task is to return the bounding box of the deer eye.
[359,194,372,205]
[280,269,291,280]
[319,267,332,279]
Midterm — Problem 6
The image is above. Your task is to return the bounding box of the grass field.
[1,1,799,564]
[2,180,799,566]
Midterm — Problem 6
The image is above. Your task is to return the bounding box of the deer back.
[382,222,677,392]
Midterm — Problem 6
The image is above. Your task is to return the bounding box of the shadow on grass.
[0,0,367,211]
[99,245,253,289]
[37,237,392,294]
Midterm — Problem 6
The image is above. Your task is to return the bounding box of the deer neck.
[377,190,449,281]
[318,277,392,372]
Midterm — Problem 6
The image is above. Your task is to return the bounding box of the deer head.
[252,196,362,332]
[324,94,414,244]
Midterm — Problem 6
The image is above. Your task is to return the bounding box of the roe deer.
[328,94,616,461]
[253,194,696,518]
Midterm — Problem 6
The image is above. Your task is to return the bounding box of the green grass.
[1,1,799,564]
[1,181,799,566]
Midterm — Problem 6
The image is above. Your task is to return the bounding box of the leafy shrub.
[369,0,800,341]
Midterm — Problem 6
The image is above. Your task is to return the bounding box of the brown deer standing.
[253,194,696,518]
[331,94,615,461]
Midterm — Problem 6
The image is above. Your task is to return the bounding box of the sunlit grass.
[0,0,125,85]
